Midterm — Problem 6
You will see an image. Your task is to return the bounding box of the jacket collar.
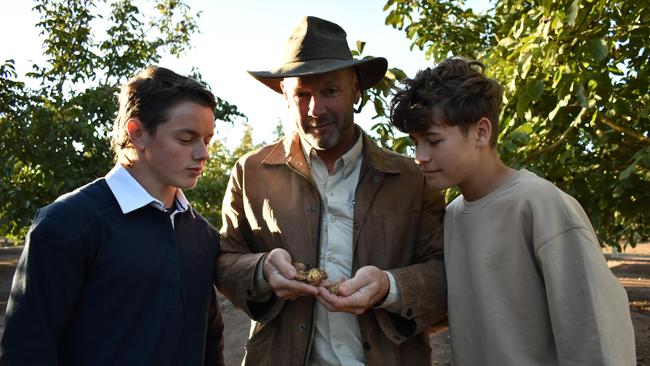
[261,125,402,175]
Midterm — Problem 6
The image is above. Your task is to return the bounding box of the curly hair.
[389,58,503,147]
[111,66,217,159]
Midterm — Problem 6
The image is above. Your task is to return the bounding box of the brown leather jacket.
[216,129,446,366]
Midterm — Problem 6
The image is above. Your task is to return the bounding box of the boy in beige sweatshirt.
[389,58,635,365]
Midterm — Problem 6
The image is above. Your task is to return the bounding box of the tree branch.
[522,124,576,163]
[598,114,649,143]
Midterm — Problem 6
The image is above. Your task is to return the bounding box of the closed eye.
[324,87,339,97]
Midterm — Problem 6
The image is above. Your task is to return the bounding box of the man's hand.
[316,266,389,314]
[263,248,319,300]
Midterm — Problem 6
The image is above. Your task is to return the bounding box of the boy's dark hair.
[111,66,217,158]
[390,58,503,147]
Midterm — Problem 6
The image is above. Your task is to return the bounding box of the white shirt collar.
[105,164,193,217]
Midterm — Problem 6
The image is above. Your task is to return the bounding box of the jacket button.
[246,289,253,296]
[307,204,315,212]
[353,222,359,229]
[406,308,413,317]
[298,323,306,332]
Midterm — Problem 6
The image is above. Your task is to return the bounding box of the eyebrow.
[410,131,440,138]
[174,129,199,135]
[174,129,213,139]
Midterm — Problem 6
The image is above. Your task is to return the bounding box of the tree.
[0,0,242,240]
[186,123,260,228]
[273,118,286,141]
[371,0,649,248]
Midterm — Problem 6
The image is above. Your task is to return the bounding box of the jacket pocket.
[243,321,273,366]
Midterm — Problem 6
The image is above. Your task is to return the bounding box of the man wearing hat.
[216,16,446,366]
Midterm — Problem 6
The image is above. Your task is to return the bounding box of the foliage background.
[0,0,245,240]
[366,0,649,249]
[1,0,648,249]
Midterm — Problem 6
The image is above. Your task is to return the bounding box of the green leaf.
[588,38,608,62]
[373,97,384,116]
[389,67,407,81]
[498,37,515,47]
[619,162,636,180]
[520,52,533,79]
[516,94,530,117]
[576,84,589,108]
[567,0,579,27]
[526,80,544,100]
[356,40,366,55]
[542,0,553,16]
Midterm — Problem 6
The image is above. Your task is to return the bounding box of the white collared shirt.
[301,134,399,366]
[105,164,193,227]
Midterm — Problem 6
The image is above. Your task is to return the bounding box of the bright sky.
[0,0,488,147]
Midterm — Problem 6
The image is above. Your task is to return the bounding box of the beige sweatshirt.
[444,169,635,366]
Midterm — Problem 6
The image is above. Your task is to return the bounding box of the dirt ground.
[0,244,648,365]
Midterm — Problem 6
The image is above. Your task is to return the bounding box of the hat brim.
[248,57,388,94]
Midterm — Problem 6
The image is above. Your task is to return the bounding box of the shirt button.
[330,216,336,223]
[327,256,334,263]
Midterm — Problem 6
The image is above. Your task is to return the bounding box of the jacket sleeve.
[204,285,225,366]
[537,228,636,365]
[215,160,285,322]
[0,209,90,365]
[375,178,447,343]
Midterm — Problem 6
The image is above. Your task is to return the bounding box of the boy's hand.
[263,248,319,300]
[316,266,389,314]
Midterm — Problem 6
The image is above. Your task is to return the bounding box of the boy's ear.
[126,118,147,151]
[475,117,492,147]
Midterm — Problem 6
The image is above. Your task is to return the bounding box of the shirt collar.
[300,130,364,178]
[105,164,193,217]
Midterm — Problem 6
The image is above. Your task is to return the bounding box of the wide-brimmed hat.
[248,16,388,94]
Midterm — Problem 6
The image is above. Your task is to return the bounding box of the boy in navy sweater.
[1,66,224,366]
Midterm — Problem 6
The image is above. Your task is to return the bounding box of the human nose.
[308,95,326,117]
[194,141,210,161]
[414,145,431,165]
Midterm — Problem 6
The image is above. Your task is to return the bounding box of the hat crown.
[247,16,388,94]
[284,16,353,64]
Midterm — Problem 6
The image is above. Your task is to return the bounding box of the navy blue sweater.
[0,179,224,366]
